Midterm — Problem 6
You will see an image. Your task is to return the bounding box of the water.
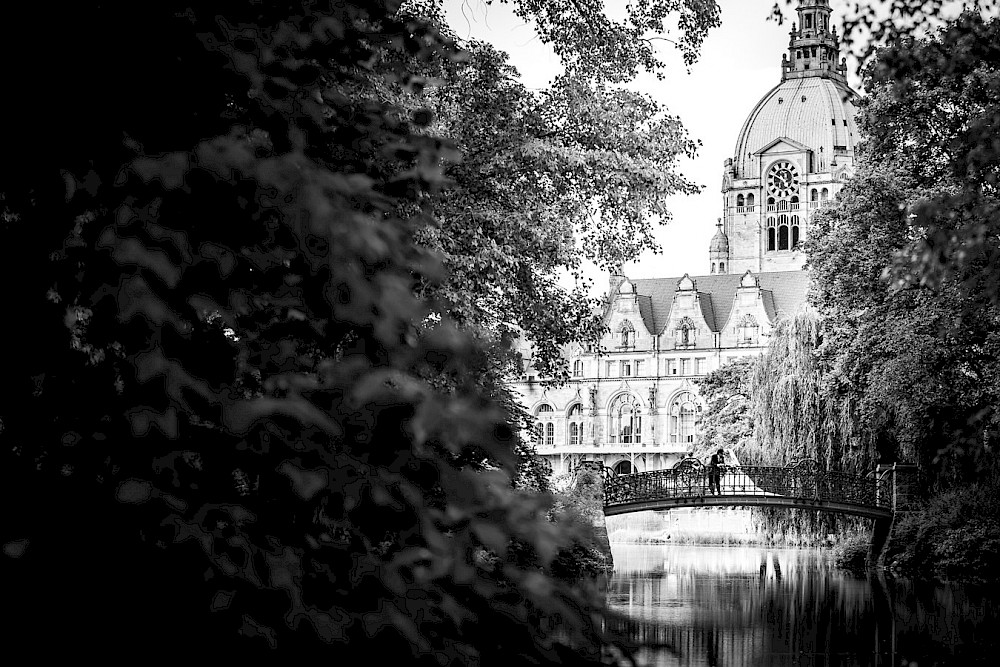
[606,543,1000,666]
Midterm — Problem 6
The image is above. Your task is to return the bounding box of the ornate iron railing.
[603,459,893,512]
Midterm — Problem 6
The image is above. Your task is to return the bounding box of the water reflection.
[607,543,1000,666]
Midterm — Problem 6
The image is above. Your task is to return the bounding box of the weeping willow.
[744,307,873,538]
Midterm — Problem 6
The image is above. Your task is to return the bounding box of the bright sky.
[441,0,864,295]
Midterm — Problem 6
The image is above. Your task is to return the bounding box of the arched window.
[719,262,725,273]
[618,320,635,348]
[711,262,716,274]
[737,194,745,207]
[747,193,755,207]
[777,199,789,212]
[791,215,801,249]
[535,404,554,447]
[821,187,829,201]
[669,391,701,444]
[766,216,776,251]
[573,360,583,377]
[613,460,633,475]
[737,313,759,345]
[568,404,584,446]
[608,394,642,445]
[778,214,789,250]
[675,317,696,348]
[810,188,818,201]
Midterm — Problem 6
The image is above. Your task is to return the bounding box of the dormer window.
[737,314,760,346]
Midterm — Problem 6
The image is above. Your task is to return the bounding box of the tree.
[694,357,755,460]
[0,2,634,661]
[410,41,702,379]
[359,2,716,380]
[806,12,1000,485]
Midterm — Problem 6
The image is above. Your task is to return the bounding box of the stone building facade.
[514,1,857,475]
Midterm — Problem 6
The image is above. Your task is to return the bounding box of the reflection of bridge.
[601,459,893,520]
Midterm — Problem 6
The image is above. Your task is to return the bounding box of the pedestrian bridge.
[598,458,895,520]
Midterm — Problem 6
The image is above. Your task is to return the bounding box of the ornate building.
[515,1,857,475]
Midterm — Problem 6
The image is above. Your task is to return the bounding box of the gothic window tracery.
[778,214,790,250]
[766,216,776,251]
[669,391,701,444]
[737,314,760,345]
[608,394,642,445]
[568,403,584,446]
[535,404,555,446]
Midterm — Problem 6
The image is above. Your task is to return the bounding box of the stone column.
[870,463,923,567]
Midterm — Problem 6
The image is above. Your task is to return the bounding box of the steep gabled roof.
[631,271,809,334]
[697,292,717,331]
[637,294,656,334]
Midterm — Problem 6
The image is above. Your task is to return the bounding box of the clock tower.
[716,0,859,273]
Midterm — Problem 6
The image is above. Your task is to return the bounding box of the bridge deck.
[602,463,893,519]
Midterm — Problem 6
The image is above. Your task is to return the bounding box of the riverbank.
[883,480,1000,583]
[826,479,1000,584]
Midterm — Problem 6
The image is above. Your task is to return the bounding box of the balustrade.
[602,459,892,514]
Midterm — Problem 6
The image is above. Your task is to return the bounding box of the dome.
[709,226,729,253]
[732,76,859,179]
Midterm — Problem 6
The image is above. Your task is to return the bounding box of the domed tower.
[709,218,729,274]
[719,0,859,273]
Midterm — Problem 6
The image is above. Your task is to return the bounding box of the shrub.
[832,533,870,572]
[885,478,1000,582]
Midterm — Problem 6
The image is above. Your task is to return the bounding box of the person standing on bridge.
[708,448,725,495]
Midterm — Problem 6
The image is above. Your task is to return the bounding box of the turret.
[709,219,730,274]
[781,0,846,84]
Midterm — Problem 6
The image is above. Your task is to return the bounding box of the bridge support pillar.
[575,462,614,568]
[870,463,921,567]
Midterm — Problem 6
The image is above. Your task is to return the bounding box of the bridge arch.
[601,460,894,521]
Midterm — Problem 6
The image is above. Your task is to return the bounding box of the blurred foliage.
[0,1,682,661]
